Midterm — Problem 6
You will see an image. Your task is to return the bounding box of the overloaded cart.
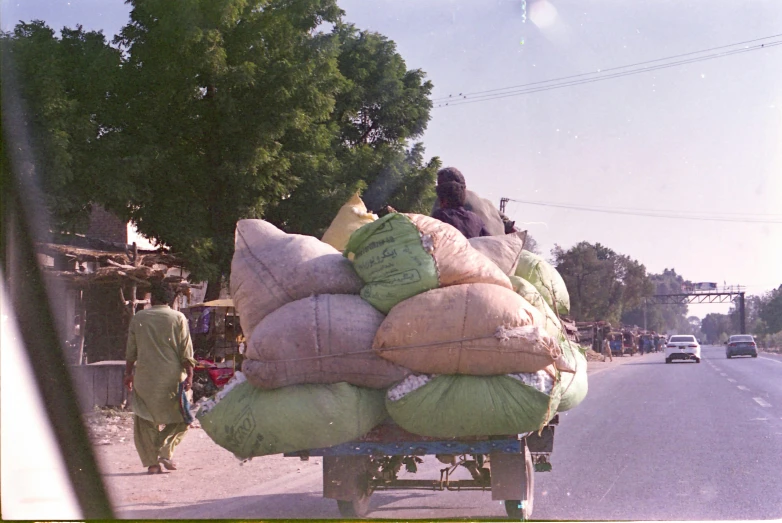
[196,194,588,521]
[284,417,558,519]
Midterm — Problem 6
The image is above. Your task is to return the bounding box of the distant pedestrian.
[125,282,196,474]
[602,337,613,362]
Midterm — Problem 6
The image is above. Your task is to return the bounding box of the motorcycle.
[192,358,236,402]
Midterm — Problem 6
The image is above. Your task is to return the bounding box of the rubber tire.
[665,358,671,364]
[337,493,371,518]
[504,450,534,520]
[335,468,372,518]
[727,354,731,359]
[695,357,701,363]
[752,354,758,358]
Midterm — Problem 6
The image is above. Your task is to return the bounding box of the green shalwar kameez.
[126,305,197,467]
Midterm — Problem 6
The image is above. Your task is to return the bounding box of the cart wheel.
[337,493,371,518]
[336,471,372,518]
[504,450,534,520]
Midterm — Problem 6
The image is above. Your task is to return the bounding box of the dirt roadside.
[91,356,635,517]
[87,410,317,516]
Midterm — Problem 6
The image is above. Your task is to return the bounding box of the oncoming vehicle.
[665,335,701,364]
[726,334,758,359]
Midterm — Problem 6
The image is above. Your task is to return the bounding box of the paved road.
[123,346,782,520]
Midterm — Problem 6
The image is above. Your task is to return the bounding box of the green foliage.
[3,21,122,232]
[266,24,437,237]
[523,233,540,255]
[759,285,782,334]
[622,268,692,333]
[552,241,653,324]
[106,0,346,281]
[701,313,733,344]
[8,8,437,285]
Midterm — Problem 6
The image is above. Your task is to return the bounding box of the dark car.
[726,334,758,359]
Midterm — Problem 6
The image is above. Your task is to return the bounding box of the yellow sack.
[321,193,378,251]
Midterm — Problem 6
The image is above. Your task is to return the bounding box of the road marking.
[759,356,782,365]
[598,463,628,502]
[737,385,750,391]
[720,373,727,376]
[750,418,768,421]
[727,378,737,383]
[753,397,772,408]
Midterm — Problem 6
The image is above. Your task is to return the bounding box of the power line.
[511,199,782,218]
[432,33,782,102]
[434,40,782,108]
[504,198,782,224]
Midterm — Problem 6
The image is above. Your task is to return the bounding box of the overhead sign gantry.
[645,285,746,333]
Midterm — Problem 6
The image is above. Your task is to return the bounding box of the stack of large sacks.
[351,212,586,438]
[197,194,587,459]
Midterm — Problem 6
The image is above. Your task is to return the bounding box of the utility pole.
[643,298,647,331]
[739,292,746,334]
[499,197,509,214]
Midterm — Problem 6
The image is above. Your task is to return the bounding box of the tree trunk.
[204,275,223,302]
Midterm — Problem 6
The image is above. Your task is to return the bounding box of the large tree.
[2,21,121,232]
[8,4,439,295]
[759,285,782,334]
[701,313,734,344]
[266,24,438,237]
[106,0,346,292]
[552,241,653,324]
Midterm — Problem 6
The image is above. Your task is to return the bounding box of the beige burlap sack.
[243,294,409,389]
[373,283,574,375]
[468,231,527,276]
[230,220,363,336]
[405,214,513,289]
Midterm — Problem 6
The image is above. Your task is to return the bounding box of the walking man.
[602,336,613,362]
[124,282,196,474]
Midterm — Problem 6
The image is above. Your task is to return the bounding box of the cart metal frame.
[285,415,558,520]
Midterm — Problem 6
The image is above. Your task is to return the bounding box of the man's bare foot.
[147,464,163,474]
[159,457,177,471]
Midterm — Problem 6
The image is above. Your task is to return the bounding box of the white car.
[665,335,701,364]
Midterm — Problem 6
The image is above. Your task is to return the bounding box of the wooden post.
[130,283,137,316]
[77,289,87,365]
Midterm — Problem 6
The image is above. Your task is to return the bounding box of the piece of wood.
[106,259,136,270]
[77,290,87,365]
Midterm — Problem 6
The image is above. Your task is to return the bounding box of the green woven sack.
[344,213,439,313]
[514,251,571,315]
[386,374,560,438]
[510,275,563,338]
[197,381,387,459]
[557,338,588,412]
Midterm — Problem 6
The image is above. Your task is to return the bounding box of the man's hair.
[436,167,467,209]
[437,166,466,186]
[150,281,176,305]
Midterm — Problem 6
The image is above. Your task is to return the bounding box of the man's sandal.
[158,457,177,471]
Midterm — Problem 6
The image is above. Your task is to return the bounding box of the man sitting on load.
[431,167,490,240]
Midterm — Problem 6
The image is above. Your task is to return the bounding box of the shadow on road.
[118,491,467,520]
[101,471,157,477]
[625,361,668,365]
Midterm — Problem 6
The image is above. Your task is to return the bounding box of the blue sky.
[3,0,781,316]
